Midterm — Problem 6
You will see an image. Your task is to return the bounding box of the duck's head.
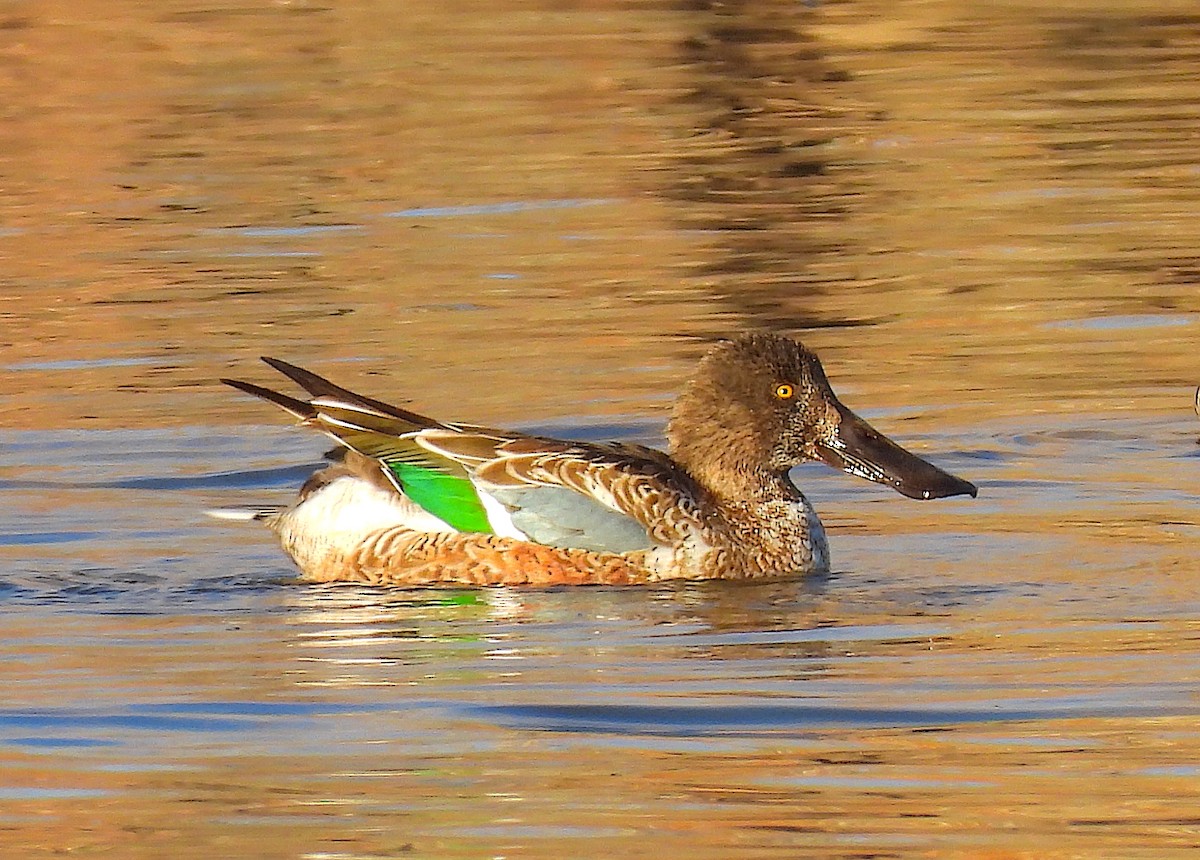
[667,333,977,501]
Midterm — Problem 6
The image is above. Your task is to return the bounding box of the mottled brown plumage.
[213,334,977,586]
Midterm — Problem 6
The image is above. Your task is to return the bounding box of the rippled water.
[3,0,1200,857]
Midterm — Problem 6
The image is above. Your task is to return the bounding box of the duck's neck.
[691,459,799,505]
[667,422,796,504]
[672,448,829,577]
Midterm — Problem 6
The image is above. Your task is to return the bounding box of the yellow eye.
[774,383,794,400]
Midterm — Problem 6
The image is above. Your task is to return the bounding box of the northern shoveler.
[211,334,977,586]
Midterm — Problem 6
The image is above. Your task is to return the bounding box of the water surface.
[2,0,1200,857]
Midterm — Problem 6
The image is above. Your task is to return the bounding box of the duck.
[211,333,977,586]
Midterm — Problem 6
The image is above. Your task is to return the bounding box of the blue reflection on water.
[385,198,613,218]
[1044,314,1194,331]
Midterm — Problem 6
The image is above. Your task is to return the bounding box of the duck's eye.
[774,383,795,400]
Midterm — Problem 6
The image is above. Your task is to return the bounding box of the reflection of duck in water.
[212,334,976,587]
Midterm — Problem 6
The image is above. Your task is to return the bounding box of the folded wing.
[418,431,705,552]
[223,358,706,554]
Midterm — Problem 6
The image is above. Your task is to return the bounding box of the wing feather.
[225,362,494,533]
[420,432,706,548]
[224,359,705,552]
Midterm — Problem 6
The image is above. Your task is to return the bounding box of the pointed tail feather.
[220,377,315,421]
[222,365,460,476]
[260,357,441,428]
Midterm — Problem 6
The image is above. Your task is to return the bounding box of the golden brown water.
[2,0,1200,857]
